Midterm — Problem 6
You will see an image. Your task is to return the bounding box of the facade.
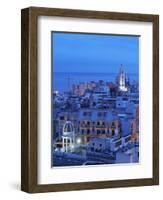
[56,109,121,147]
[88,135,132,153]
[78,109,120,144]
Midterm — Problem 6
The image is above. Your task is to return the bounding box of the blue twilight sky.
[52,32,139,74]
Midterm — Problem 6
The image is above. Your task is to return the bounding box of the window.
[87,129,90,134]
[87,121,90,125]
[91,147,94,151]
[112,122,115,126]
[112,129,115,136]
[82,121,85,126]
[115,140,122,147]
[60,116,64,120]
[125,136,131,142]
[83,112,87,116]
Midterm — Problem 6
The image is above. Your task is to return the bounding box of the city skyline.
[52,32,139,167]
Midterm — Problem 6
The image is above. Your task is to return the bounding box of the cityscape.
[52,32,139,167]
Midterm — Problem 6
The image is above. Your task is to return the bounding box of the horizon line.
[54,71,139,74]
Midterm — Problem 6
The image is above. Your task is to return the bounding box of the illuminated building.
[78,109,120,144]
[117,64,128,92]
[62,121,75,152]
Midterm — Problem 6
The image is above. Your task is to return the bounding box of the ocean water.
[53,72,139,93]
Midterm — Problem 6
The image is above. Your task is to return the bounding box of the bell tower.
[118,64,127,92]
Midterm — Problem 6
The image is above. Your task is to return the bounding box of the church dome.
[63,121,75,136]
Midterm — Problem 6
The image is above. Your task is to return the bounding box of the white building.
[88,135,132,153]
[117,64,128,92]
[62,121,75,152]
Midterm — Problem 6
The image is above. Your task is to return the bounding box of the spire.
[120,64,124,74]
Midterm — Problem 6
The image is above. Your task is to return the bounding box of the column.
[69,138,72,151]
[65,138,68,152]
[62,136,64,151]
[115,128,118,136]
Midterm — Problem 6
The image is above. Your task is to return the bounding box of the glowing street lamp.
[76,138,81,144]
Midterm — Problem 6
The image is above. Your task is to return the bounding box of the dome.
[63,121,75,136]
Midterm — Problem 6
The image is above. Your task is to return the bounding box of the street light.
[77,138,81,144]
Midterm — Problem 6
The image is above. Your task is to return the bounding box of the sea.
[53,72,139,93]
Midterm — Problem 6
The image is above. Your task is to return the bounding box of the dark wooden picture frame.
[21,7,159,193]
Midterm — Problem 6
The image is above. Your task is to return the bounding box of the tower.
[118,64,127,92]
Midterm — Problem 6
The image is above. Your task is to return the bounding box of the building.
[131,105,139,141]
[116,64,128,92]
[56,111,78,139]
[78,109,120,144]
[62,121,75,152]
[88,134,132,153]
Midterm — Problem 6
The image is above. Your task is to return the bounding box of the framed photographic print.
[21,7,159,193]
